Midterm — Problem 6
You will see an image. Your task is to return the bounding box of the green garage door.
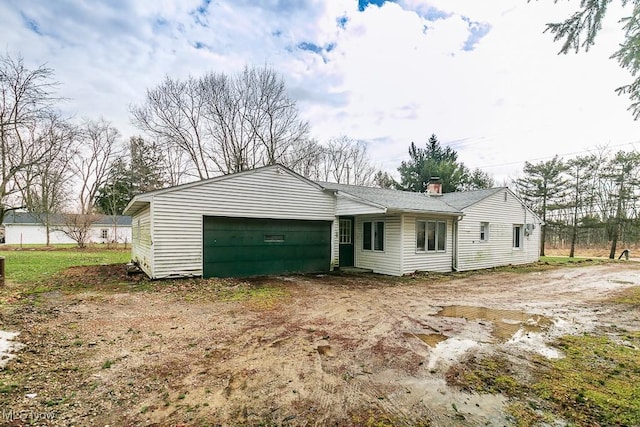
[203,216,331,278]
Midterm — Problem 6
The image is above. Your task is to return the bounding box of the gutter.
[386,208,464,217]
[452,215,463,272]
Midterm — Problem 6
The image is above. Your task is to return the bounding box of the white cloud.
[0,0,637,183]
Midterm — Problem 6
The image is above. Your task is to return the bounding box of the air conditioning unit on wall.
[524,223,535,236]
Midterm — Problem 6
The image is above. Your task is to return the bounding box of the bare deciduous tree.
[131,65,310,181]
[19,113,78,245]
[0,53,63,224]
[290,136,378,186]
[131,76,212,180]
[57,213,102,248]
[72,118,121,214]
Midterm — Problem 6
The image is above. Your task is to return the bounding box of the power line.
[477,140,640,169]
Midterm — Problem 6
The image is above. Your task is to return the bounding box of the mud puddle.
[402,331,448,346]
[435,305,553,342]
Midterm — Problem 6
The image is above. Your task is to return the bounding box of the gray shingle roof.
[439,187,505,210]
[2,212,132,226]
[318,182,464,215]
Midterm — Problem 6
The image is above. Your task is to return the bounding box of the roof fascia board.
[386,208,464,216]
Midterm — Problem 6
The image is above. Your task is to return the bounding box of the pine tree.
[516,156,569,256]
[397,134,492,193]
[95,136,167,215]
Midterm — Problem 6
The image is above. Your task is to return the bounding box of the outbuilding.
[123,165,542,279]
[1,212,132,246]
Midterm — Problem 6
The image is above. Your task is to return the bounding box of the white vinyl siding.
[131,205,153,276]
[331,218,339,268]
[148,167,336,279]
[3,224,132,246]
[335,195,386,216]
[355,215,402,276]
[455,189,540,272]
[402,214,453,274]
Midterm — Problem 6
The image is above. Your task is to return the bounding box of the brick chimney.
[426,177,442,195]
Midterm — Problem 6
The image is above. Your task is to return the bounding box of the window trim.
[101,228,109,240]
[480,222,489,242]
[513,224,523,249]
[339,219,352,244]
[363,221,384,252]
[416,220,447,253]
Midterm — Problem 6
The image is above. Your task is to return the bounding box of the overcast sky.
[1,0,638,183]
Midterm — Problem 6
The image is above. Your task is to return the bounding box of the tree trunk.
[609,179,624,259]
[609,228,618,259]
[569,225,577,258]
[569,172,579,258]
[540,195,547,257]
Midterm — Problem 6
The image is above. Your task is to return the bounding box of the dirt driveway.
[1,263,639,426]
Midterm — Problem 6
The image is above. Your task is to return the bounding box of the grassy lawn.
[540,255,602,264]
[0,249,130,284]
[447,288,640,427]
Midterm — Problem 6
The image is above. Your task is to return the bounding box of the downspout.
[452,215,462,271]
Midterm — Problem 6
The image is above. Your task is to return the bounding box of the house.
[1,212,132,245]
[123,164,542,279]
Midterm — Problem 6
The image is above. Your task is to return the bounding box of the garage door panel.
[203,216,331,277]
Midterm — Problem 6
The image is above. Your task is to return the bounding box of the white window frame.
[363,221,384,252]
[416,220,446,253]
[339,219,352,244]
[513,224,523,249]
[101,228,109,240]
[480,222,489,242]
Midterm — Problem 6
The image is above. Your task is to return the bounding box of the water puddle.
[403,332,447,347]
[435,306,553,342]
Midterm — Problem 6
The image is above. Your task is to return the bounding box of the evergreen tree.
[566,155,597,258]
[516,156,569,256]
[543,1,640,119]
[601,151,640,258]
[397,134,492,193]
[95,157,132,216]
[130,136,166,193]
[95,136,167,215]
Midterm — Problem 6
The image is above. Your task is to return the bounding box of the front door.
[338,216,355,267]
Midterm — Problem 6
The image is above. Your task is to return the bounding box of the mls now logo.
[2,409,56,421]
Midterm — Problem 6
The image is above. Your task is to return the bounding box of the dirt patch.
[0,263,639,425]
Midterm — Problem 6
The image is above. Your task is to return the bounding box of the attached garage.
[203,216,331,277]
[123,165,337,279]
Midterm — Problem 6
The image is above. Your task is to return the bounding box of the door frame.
[338,216,355,267]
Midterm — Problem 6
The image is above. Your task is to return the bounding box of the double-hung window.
[513,224,523,249]
[416,220,446,252]
[480,222,489,242]
[363,221,384,251]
